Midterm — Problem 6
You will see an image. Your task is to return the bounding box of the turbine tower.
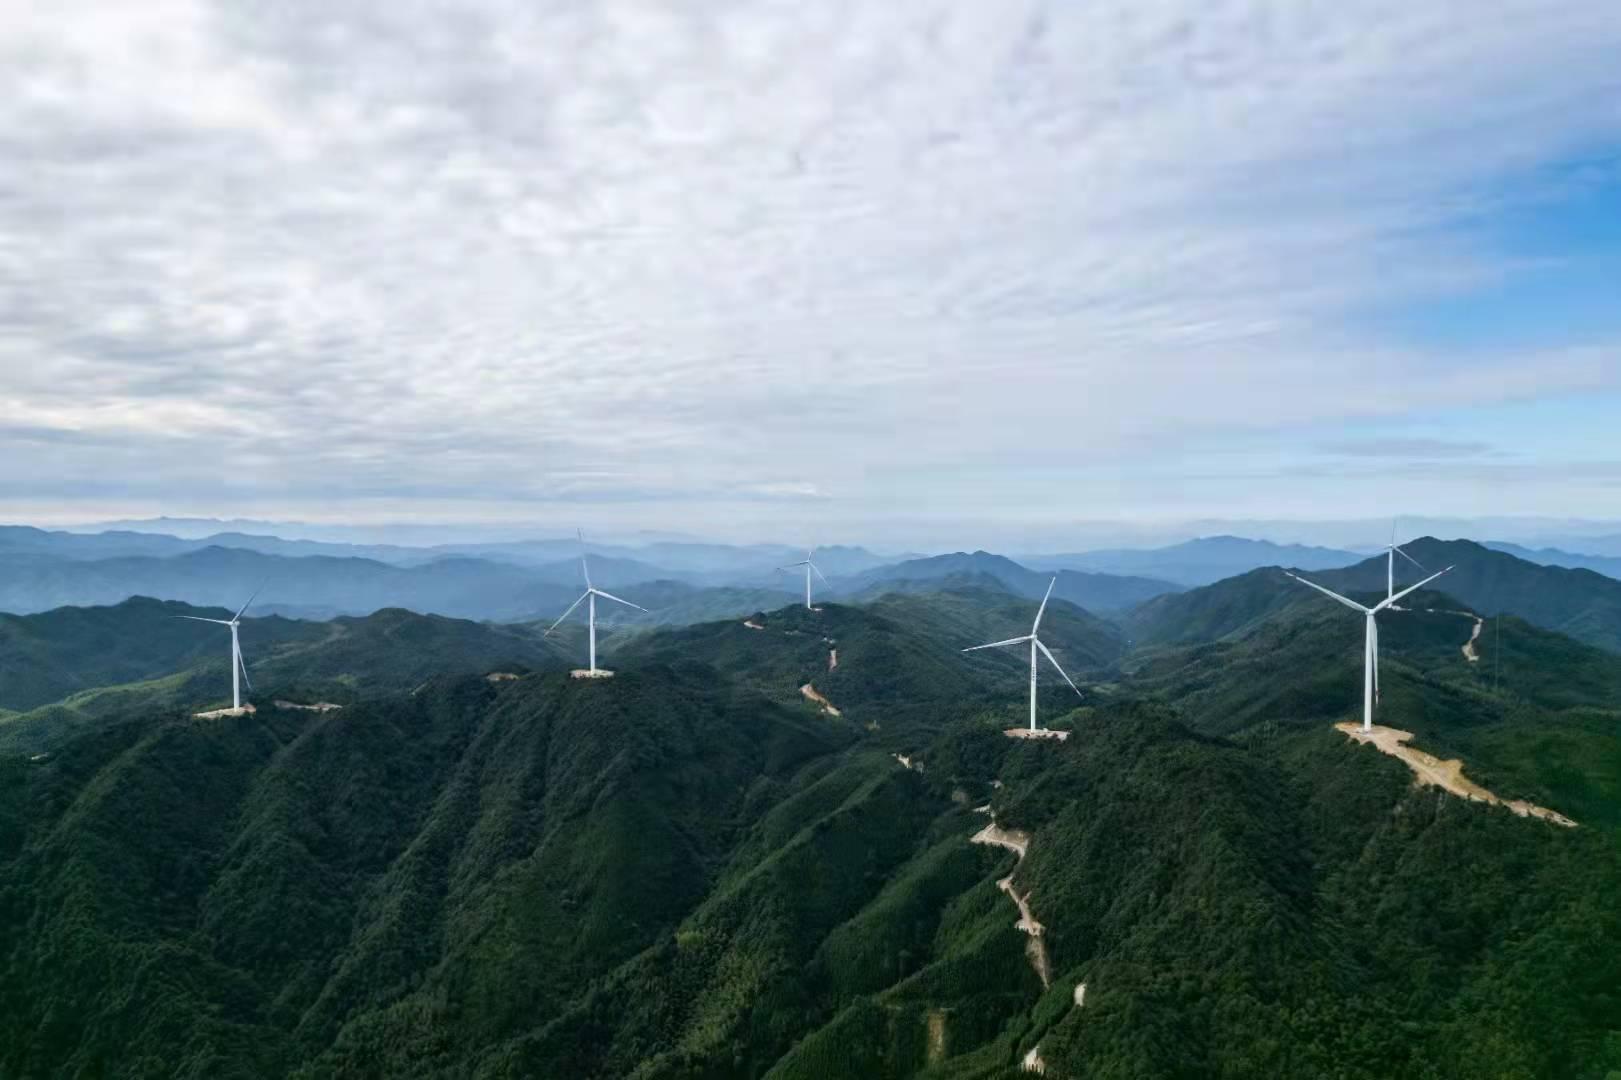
[962,577,1083,732]
[175,582,265,711]
[1285,564,1451,732]
[547,531,647,676]
[778,548,828,610]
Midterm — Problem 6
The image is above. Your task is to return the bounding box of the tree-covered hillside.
[2,583,1618,1078]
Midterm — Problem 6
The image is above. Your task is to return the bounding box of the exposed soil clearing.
[484,672,520,682]
[828,648,838,670]
[1022,1045,1047,1074]
[273,700,343,712]
[1336,722,1576,827]
[800,683,841,716]
[194,704,256,719]
[892,752,923,772]
[926,1008,948,1063]
[571,668,615,680]
[1004,727,1069,742]
[971,819,1051,987]
[742,619,765,631]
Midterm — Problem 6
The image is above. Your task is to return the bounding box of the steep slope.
[847,551,1180,611]
[0,667,854,1079]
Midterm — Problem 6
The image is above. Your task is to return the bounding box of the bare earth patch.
[1336,722,1576,827]
[1004,727,1069,742]
[742,619,765,631]
[194,704,257,719]
[273,700,343,712]
[799,683,841,716]
[571,669,615,680]
[484,672,520,682]
[828,648,838,670]
[926,1008,948,1064]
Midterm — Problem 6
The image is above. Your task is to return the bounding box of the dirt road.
[971,820,1051,986]
[1337,722,1576,827]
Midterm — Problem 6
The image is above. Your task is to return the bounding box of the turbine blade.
[578,528,591,589]
[776,562,809,571]
[1376,566,1452,611]
[590,587,647,612]
[962,635,1033,653]
[237,646,254,693]
[1393,545,1426,571]
[233,578,269,622]
[1032,576,1057,631]
[1035,638,1083,697]
[1371,615,1379,704]
[810,561,829,585]
[545,591,589,634]
[173,615,233,625]
[1284,572,1369,613]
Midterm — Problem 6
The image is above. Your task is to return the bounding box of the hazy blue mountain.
[0,547,579,620]
[1484,541,1621,580]
[1033,535,1361,586]
[845,550,1180,611]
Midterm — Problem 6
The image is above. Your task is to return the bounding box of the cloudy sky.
[4,0,1621,547]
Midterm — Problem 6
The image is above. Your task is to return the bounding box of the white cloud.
[2,0,1620,539]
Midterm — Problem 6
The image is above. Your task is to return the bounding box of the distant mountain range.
[1030,535,1363,586]
[1484,541,1621,581]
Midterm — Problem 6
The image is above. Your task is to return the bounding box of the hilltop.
[1,573,1618,1078]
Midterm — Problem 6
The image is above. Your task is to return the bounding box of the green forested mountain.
[843,552,1181,612]
[0,599,561,757]
[1317,538,1621,652]
[1127,537,1621,654]
[2,581,1618,1079]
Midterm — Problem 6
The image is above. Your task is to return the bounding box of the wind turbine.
[1284,563,1451,733]
[174,582,265,711]
[961,577,1083,733]
[778,548,828,610]
[1382,520,1428,607]
[547,531,646,675]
